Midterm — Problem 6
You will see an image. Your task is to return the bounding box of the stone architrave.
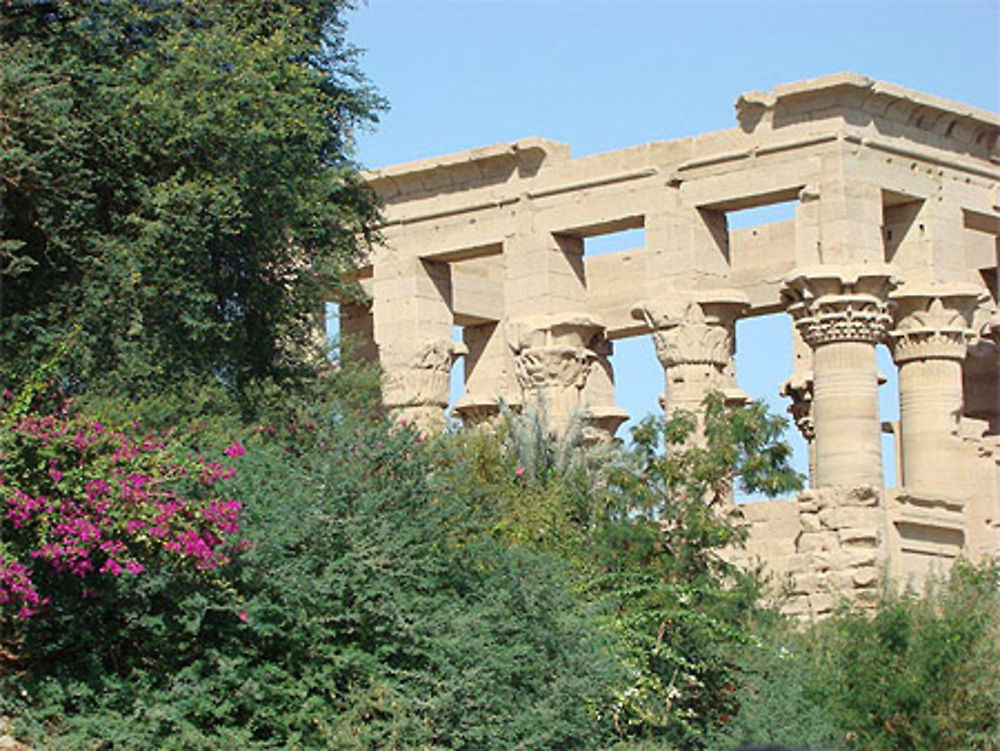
[782,265,901,489]
[631,289,750,421]
[383,339,468,431]
[505,314,604,433]
[889,284,984,496]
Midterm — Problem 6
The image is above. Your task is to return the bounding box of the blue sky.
[342,0,1000,490]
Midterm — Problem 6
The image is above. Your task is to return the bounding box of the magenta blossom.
[223,441,246,458]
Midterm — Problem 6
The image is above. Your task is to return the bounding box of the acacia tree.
[1,0,383,402]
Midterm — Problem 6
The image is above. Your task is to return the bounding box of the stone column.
[780,371,817,485]
[889,284,983,495]
[505,314,604,434]
[581,333,630,444]
[383,339,467,431]
[453,322,510,428]
[782,266,900,488]
[631,290,749,421]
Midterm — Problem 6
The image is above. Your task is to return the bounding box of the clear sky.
[342,0,1000,491]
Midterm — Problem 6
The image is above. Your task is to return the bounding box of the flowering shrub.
[0,396,247,620]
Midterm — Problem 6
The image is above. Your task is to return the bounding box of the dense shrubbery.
[435,397,803,749]
[1,378,626,749]
[712,560,1000,751]
[3,371,1000,750]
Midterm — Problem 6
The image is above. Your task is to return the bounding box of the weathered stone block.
[837,527,880,547]
[797,531,839,554]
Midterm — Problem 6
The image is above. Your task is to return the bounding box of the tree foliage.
[1,0,383,401]
[714,560,1000,751]
[437,396,804,750]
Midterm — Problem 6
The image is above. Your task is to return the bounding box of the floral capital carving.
[780,371,815,441]
[782,266,901,347]
[889,285,985,364]
[505,313,605,419]
[384,339,467,409]
[632,290,748,370]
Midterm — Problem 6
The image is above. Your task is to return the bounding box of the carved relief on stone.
[384,339,468,409]
[782,265,901,347]
[780,371,815,441]
[512,344,594,397]
[632,290,749,411]
[889,284,986,364]
[504,314,604,422]
[632,292,746,370]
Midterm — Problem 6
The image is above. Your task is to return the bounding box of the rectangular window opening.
[583,226,646,258]
[725,199,798,232]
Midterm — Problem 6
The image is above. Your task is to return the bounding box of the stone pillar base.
[782,485,887,619]
[582,405,630,445]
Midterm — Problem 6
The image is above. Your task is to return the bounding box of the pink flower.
[515,466,525,478]
[238,609,248,623]
[100,559,123,576]
[223,441,246,458]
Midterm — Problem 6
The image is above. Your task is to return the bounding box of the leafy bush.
[437,395,803,750]
[2,384,622,749]
[714,560,1000,751]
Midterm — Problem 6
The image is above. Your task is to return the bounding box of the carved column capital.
[889,284,986,364]
[782,265,901,347]
[505,313,605,427]
[780,371,815,441]
[383,339,468,409]
[633,290,749,417]
[513,344,594,395]
[632,289,748,369]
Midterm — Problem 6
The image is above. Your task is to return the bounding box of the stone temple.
[338,73,1000,617]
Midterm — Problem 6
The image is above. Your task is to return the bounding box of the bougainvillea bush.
[0,391,247,623]
[0,377,625,749]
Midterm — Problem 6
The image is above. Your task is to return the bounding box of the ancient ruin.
[341,73,1000,617]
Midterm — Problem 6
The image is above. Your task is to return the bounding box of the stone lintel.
[364,137,571,201]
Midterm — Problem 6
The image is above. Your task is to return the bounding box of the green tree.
[1,0,382,403]
[438,395,804,750]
